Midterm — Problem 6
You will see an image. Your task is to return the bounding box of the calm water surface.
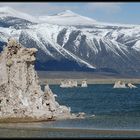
[1,84,140,138]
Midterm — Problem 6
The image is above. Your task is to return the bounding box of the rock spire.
[0,38,74,122]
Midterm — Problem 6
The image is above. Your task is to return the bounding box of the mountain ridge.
[0,7,140,75]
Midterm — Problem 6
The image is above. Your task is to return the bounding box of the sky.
[0,2,140,25]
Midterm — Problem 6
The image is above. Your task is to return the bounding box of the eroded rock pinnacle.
[0,38,74,122]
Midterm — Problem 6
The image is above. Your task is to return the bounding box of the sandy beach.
[39,78,140,85]
[37,71,140,85]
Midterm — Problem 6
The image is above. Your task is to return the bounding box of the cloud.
[0,2,79,16]
[0,2,123,17]
[0,3,49,16]
[41,4,78,15]
[87,2,123,14]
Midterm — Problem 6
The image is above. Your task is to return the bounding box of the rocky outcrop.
[0,38,77,122]
[127,83,137,88]
[60,80,77,88]
[113,81,127,88]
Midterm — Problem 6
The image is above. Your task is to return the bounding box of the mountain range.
[0,6,140,76]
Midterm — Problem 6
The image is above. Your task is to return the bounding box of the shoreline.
[1,126,140,133]
[39,78,140,85]
[37,71,140,85]
[0,126,140,138]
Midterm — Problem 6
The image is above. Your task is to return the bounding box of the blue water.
[46,84,140,130]
[1,84,140,138]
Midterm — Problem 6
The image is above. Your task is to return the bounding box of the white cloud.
[0,3,49,16]
[0,2,123,17]
[0,2,78,16]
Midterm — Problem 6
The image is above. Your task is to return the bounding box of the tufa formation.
[0,38,76,122]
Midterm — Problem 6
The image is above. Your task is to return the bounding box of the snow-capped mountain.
[0,7,140,75]
[39,10,97,26]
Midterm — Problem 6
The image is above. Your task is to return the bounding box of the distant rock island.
[0,39,77,122]
[113,80,137,89]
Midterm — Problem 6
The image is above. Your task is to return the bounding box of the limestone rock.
[127,83,137,88]
[0,38,74,122]
[76,112,86,118]
[113,81,127,88]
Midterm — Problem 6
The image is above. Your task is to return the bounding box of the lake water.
[1,84,140,138]
[49,84,140,129]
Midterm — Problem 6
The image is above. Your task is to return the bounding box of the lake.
[1,84,140,138]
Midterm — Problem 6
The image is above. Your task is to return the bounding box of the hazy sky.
[0,2,140,24]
